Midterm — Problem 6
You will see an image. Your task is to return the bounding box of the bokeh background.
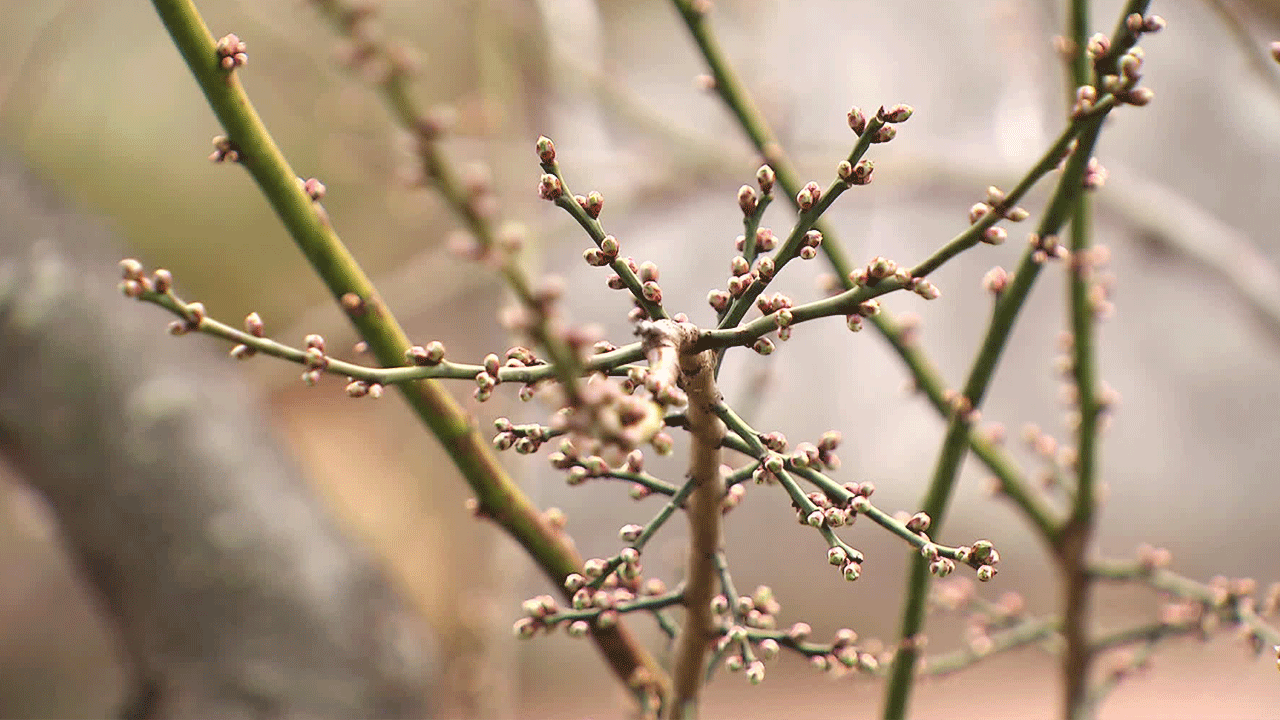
[2,0,1279,717]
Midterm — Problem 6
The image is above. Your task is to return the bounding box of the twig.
[664,0,1055,543]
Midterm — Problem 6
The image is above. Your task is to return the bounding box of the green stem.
[1061,1,1098,717]
[883,108,1111,720]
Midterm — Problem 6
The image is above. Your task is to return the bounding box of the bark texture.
[0,158,433,719]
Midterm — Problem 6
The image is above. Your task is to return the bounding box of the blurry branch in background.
[0,159,433,718]
[1202,0,1280,103]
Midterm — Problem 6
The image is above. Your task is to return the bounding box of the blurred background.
[2,0,1279,717]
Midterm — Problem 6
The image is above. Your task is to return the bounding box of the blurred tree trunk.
[0,157,433,719]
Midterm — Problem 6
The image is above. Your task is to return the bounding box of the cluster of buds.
[328,0,418,85]
[637,260,663,304]
[215,33,248,70]
[797,229,823,260]
[718,585,783,632]
[512,594,562,639]
[208,135,240,163]
[537,173,564,201]
[404,340,447,367]
[757,292,795,333]
[575,190,605,220]
[118,258,156,299]
[229,312,265,359]
[299,333,328,386]
[1136,543,1174,572]
[492,417,555,454]
[583,234,620,267]
[1094,30,1158,108]
[796,181,823,212]
[461,162,498,221]
[793,432,842,470]
[550,435,645,484]
[344,379,384,398]
[957,590,1029,657]
[837,159,874,188]
[734,226,780,254]
[552,376,669,456]
[805,626,881,675]
[943,389,979,425]
[1028,232,1071,264]
[955,539,1000,581]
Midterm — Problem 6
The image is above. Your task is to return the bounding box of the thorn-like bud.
[756,164,776,195]
[1125,87,1154,106]
[151,269,172,293]
[584,191,605,219]
[755,227,777,252]
[301,177,326,200]
[982,266,1010,295]
[837,160,854,183]
[1086,33,1110,59]
[536,136,556,163]
[639,261,660,282]
[906,512,931,533]
[538,174,563,201]
[878,103,914,123]
[753,256,775,281]
[737,184,758,215]
[868,256,897,280]
[229,344,254,360]
[796,181,822,211]
[851,160,874,185]
[119,258,144,280]
[847,107,867,135]
[244,312,265,337]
